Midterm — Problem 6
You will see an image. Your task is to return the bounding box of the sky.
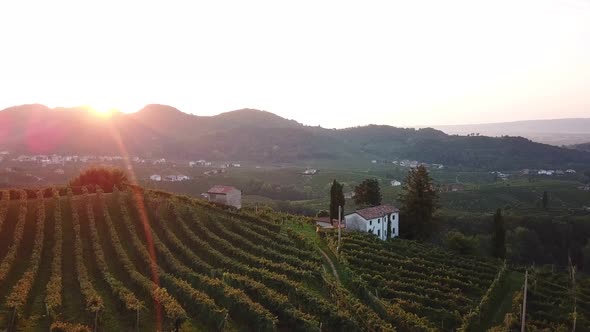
[0,0,589,128]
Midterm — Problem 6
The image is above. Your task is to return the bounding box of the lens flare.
[104,119,163,330]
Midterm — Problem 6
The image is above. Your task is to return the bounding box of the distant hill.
[572,142,590,152]
[1,104,590,170]
[429,118,590,146]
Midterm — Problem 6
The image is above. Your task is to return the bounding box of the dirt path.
[319,248,340,283]
[477,271,524,330]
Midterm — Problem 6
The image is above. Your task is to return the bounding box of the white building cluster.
[372,159,444,169]
[149,174,190,182]
[13,154,123,165]
[189,160,212,167]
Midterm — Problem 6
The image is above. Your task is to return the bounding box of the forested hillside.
[2,104,590,169]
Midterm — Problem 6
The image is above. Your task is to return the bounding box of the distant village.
[12,154,124,165]
[4,153,247,183]
[371,159,445,169]
[1,152,586,193]
[149,160,243,182]
[522,168,577,176]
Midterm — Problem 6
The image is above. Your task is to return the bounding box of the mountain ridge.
[1,104,589,170]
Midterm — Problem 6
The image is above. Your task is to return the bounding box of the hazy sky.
[1,0,589,128]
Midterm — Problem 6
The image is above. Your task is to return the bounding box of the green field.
[137,164,590,216]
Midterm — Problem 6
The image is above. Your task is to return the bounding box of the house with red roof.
[344,205,399,240]
[205,185,242,209]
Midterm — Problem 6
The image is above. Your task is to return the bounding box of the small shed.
[205,185,242,209]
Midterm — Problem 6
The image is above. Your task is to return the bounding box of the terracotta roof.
[353,205,398,220]
[207,185,239,194]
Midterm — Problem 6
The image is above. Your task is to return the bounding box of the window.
[392,228,396,235]
[369,220,372,226]
[378,218,380,224]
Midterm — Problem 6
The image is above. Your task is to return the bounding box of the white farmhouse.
[150,174,162,181]
[344,191,356,199]
[345,205,399,241]
[302,168,318,175]
[390,180,401,187]
[205,185,242,209]
[566,169,576,174]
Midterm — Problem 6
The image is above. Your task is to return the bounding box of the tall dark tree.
[492,208,506,259]
[542,191,549,209]
[398,165,438,239]
[354,179,382,207]
[329,180,345,221]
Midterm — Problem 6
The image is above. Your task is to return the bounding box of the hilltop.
[1,104,590,170]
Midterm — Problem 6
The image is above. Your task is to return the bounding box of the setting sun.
[85,105,117,118]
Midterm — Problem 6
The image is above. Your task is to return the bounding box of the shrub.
[69,167,128,192]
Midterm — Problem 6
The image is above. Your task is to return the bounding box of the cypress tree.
[492,208,506,259]
[329,180,345,221]
[542,191,549,209]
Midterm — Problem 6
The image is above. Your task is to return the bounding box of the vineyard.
[0,186,392,331]
[335,232,506,331]
[492,267,590,331]
[0,185,589,331]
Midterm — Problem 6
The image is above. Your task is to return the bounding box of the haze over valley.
[1,1,590,331]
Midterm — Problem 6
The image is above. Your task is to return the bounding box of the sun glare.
[86,105,117,118]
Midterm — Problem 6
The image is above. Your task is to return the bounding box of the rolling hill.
[429,118,590,146]
[0,186,588,331]
[1,104,590,170]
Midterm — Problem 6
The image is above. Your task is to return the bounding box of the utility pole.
[521,270,528,332]
[571,259,577,332]
[337,205,342,252]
